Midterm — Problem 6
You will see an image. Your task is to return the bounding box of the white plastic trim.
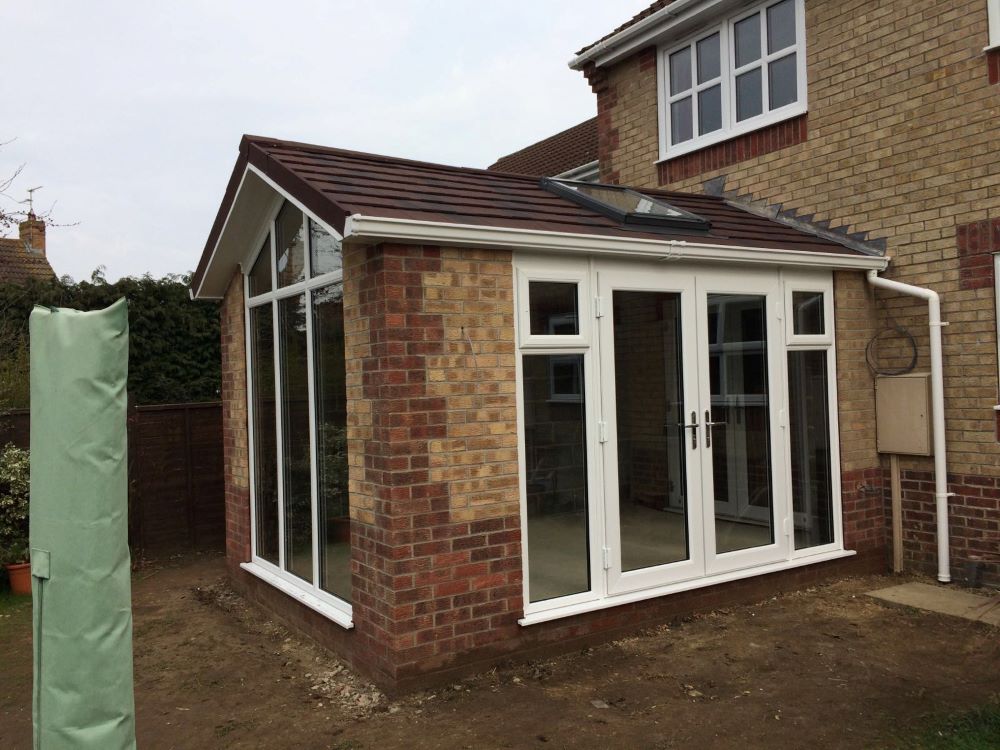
[343,215,888,271]
[241,562,354,629]
[519,549,856,626]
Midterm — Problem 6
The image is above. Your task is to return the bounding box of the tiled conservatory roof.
[193,135,880,296]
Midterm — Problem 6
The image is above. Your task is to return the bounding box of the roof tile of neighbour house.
[488,118,598,176]
[576,0,677,55]
[194,135,877,294]
[0,236,55,284]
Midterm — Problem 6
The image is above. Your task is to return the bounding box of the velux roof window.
[542,178,711,233]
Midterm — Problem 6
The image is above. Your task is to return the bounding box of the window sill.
[240,561,354,630]
[518,548,856,627]
[658,103,808,163]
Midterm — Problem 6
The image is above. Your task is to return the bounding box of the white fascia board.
[193,166,252,300]
[343,214,889,271]
[569,0,730,71]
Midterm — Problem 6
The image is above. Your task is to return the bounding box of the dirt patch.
[1,553,998,749]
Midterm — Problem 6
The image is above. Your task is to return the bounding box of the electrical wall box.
[875,373,932,455]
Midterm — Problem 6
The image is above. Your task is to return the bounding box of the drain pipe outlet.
[866,270,952,582]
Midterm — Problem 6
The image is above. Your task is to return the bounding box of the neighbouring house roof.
[192,135,885,299]
[0,236,56,284]
[488,118,598,177]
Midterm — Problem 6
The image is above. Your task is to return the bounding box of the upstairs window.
[659,0,806,159]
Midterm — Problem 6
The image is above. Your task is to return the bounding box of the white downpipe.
[866,270,952,582]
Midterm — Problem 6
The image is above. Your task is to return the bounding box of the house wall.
[586,0,1000,584]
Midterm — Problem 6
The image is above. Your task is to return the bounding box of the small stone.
[590,699,610,709]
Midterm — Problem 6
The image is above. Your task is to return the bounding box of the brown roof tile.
[576,1,677,57]
[194,135,874,294]
[0,237,56,284]
[488,118,598,176]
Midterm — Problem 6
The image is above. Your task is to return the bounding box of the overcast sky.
[1,1,648,283]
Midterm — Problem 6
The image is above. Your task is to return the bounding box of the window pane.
[248,236,272,296]
[788,351,834,549]
[279,294,313,582]
[734,13,761,68]
[768,53,798,109]
[708,295,774,554]
[275,201,306,287]
[697,33,721,83]
[671,96,694,144]
[524,354,589,602]
[529,281,579,335]
[669,47,692,95]
[250,305,278,564]
[698,85,723,135]
[613,291,689,572]
[792,291,825,335]
[736,68,763,121]
[310,218,342,277]
[313,284,350,602]
[767,0,797,53]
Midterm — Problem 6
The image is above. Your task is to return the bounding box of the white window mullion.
[272,291,286,573]
[306,290,321,593]
[244,266,259,563]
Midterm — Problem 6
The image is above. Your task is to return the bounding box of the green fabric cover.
[30,299,136,750]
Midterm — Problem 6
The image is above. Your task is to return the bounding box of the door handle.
[705,410,723,448]
[683,410,699,449]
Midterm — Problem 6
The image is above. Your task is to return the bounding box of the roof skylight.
[541,178,711,233]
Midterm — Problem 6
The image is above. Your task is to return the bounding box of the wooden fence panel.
[0,402,224,554]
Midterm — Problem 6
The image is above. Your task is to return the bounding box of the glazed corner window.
[245,199,350,617]
[990,0,1000,48]
[661,0,805,156]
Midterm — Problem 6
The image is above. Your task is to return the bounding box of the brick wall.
[220,270,251,568]
[588,0,1000,581]
[342,242,522,684]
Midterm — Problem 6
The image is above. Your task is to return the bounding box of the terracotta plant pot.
[5,562,31,596]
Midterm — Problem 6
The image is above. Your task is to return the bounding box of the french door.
[598,264,789,595]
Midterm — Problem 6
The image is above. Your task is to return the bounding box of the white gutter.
[569,0,720,70]
[866,270,952,583]
[343,215,889,271]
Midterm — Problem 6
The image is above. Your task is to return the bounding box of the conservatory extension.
[191,135,889,689]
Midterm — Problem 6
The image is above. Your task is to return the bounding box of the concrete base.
[867,582,1000,626]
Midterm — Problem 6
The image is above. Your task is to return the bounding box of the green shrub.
[0,443,30,565]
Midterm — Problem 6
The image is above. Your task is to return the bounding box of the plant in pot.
[0,443,30,596]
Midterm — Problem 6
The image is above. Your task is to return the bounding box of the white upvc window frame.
[242,187,352,629]
[657,0,807,161]
[989,0,1000,49]
[515,256,848,627]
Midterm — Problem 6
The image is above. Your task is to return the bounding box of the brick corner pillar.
[343,242,522,687]
[220,270,252,571]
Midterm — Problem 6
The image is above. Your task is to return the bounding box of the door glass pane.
[736,68,763,121]
[529,281,579,335]
[708,294,774,554]
[523,354,589,602]
[671,97,694,144]
[613,291,689,572]
[767,0,797,53]
[250,305,278,564]
[768,52,797,109]
[698,85,723,135]
[734,13,761,68]
[792,291,825,335]
[669,47,692,95]
[310,219,343,277]
[697,33,721,83]
[275,201,306,288]
[279,294,313,582]
[789,351,834,549]
[248,236,272,297]
[314,283,350,601]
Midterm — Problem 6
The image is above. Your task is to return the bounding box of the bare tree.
[0,138,64,233]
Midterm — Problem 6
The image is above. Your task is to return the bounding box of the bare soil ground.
[1,552,998,749]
